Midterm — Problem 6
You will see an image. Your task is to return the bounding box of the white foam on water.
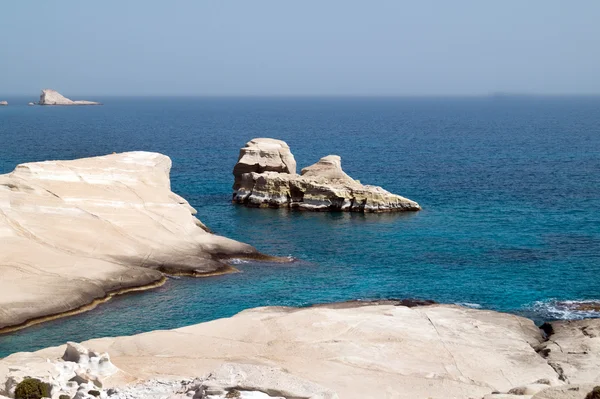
[229,258,251,265]
[531,299,600,320]
[456,302,483,309]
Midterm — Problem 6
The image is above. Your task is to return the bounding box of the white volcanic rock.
[39,89,101,105]
[202,363,337,399]
[233,140,421,212]
[535,319,600,384]
[531,384,599,398]
[0,151,265,331]
[0,303,567,399]
[0,343,120,398]
[233,138,296,190]
[0,101,7,106]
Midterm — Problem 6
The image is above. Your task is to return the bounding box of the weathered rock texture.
[233,138,420,212]
[38,89,101,105]
[0,152,266,331]
[232,138,296,190]
[535,319,600,384]
[0,303,578,399]
[1,342,120,398]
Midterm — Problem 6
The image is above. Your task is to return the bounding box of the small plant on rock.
[14,378,50,399]
[88,390,101,397]
[225,390,241,398]
[585,386,600,399]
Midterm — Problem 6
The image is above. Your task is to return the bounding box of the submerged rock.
[38,89,101,105]
[232,138,420,212]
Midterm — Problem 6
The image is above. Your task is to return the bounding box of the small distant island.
[31,89,101,106]
[0,101,7,106]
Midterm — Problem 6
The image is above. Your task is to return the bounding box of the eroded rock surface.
[232,138,296,190]
[535,319,600,384]
[0,152,264,330]
[232,138,420,212]
[38,89,101,105]
[0,304,566,399]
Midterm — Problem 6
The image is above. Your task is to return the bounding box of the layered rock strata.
[5,303,599,399]
[232,138,420,212]
[0,152,268,331]
[38,89,101,105]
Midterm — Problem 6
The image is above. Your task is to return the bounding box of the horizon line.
[3,93,600,98]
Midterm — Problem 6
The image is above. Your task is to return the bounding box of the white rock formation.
[1,302,586,399]
[0,343,120,398]
[0,101,7,106]
[0,152,269,331]
[232,138,296,191]
[38,89,101,105]
[233,139,421,212]
[535,319,600,384]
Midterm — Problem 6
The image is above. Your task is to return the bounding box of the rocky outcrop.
[0,152,272,331]
[535,319,600,384]
[232,138,296,190]
[0,101,7,106]
[1,343,120,398]
[38,89,101,105]
[232,138,420,212]
[1,303,586,399]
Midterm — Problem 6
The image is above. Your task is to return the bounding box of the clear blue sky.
[1,1,599,96]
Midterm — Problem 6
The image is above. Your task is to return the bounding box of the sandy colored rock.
[233,139,420,212]
[0,151,264,330]
[532,384,599,399]
[202,363,337,399]
[38,89,101,105]
[1,304,561,399]
[232,138,296,191]
[536,320,600,384]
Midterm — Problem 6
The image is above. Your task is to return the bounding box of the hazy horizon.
[2,1,599,96]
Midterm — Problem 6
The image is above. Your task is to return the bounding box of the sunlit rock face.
[232,138,421,212]
[0,303,581,399]
[38,89,101,105]
[0,151,262,331]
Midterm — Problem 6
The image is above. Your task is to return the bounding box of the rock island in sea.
[232,138,421,212]
[35,89,101,105]
[0,151,280,333]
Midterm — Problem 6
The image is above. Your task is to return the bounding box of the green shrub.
[585,386,600,399]
[88,390,101,397]
[14,378,50,399]
[59,395,71,399]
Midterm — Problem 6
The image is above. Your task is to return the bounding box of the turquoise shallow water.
[0,96,599,357]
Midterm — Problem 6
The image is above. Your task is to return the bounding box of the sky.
[1,1,599,96]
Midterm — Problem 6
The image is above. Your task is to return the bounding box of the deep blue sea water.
[0,96,599,358]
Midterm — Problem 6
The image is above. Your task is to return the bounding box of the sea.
[0,96,599,358]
